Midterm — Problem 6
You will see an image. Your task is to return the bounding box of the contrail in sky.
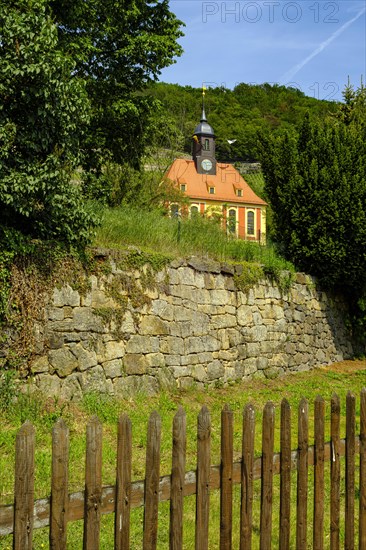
[279,7,366,83]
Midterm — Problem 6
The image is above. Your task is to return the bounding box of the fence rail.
[1,390,366,549]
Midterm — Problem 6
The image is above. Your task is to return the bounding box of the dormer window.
[209,186,215,195]
[180,184,186,192]
[237,189,243,197]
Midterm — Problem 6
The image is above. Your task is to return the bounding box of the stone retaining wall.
[30,255,353,399]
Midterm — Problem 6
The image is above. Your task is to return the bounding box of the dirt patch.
[320,359,366,375]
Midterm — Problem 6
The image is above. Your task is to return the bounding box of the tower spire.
[201,85,207,121]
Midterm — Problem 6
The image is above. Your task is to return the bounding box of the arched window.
[190,205,199,217]
[228,209,236,234]
[247,211,255,235]
[204,138,210,151]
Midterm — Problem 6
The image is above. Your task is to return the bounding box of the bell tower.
[192,89,217,175]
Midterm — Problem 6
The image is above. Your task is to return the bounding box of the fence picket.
[296,398,308,550]
[240,403,255,550]
[260,401,275,550]
[143,411,161,550]
[314,396,325,550]
[330,394,340,550]
[50,419,69,550]
[345,392,355,550]
[115,414,132,550]
[13,420,35,550]
[220,404,233,550]
[83,416,103,550]
[170,406,186,550]
[195,405,211,550]
[280,399,291,550]
[4,391,366,548]
[360,388,366,548]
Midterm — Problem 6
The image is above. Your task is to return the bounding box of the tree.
[260,87,366,338]
[0,0,97,247]
[50,0,184,170]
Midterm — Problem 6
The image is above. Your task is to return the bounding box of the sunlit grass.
[93,205,292,273]
[0,360,365,548]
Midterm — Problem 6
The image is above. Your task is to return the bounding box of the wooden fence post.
[83,416,103,550]
[143,411,161,550]
[313,396,325,550]
[240,403,255,550]
[195,405,211,550]
[296,398,308,550]
[345,392,355,550]
[359,388,366,548]
[220,404,233,550]
[115,414,132,550]
[50,419,69,550]
[13,421,35,550]
[170,406,186,550]
[330,394,340,550]
[280,399,291,550]
[260,401,275,550]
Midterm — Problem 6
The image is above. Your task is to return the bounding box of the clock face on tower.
[201,159,213,172]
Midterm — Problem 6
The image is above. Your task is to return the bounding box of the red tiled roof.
[166,159,267,206]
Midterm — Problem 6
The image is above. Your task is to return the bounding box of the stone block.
[139,316,169,336]
[102,340,125,362]
[48,333,65,349]
[170,366,191,378]
[173,306,193,322]
[73,308,105,332]
[145,353,165,368]
[48,307,64,321]
[160,336,184,355]
[123,353,148,375]
[237,305,254,327]
[69,344,98,371]
[207,360,224,381]
[257,357,268,370]
[151,299,174,321]
[36,374,61,395]
[53,285,81,307]
[31,356,50,374]
[191,365,207,382]
[103,359,123,378]
[187,256,221,273]
[48,348,78,377]
[79,365,110,394]
[219,349,239,362]
[126,335,159,354]
[164,355,181,367]
[60,374,83,401]
[211,314,236,329]
[242,358,257,376]
[211,290,231,306]
[178,266,196,285]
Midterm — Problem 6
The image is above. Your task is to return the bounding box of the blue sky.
[159,0,366,101]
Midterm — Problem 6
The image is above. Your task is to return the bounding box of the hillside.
[145,81,339,161]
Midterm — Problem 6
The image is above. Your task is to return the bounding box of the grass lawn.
[1,359,366,548]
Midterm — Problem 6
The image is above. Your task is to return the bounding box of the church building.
[165,101,267,242]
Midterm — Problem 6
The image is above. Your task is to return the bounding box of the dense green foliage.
[145,81,338,161]
[51,0,184,171]
[260,83,366,338]
[0,0,97,246]
[0,0,184,245]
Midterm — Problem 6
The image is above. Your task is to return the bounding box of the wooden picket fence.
[1,390,366,549]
